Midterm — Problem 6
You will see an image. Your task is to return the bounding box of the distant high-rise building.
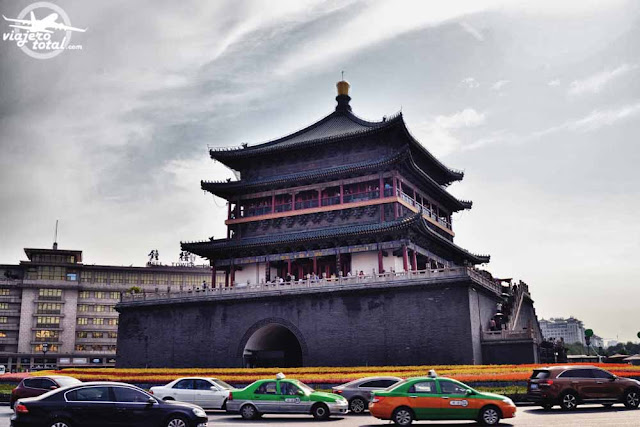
[539,317,586,345]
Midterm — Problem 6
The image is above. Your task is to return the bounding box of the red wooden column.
[402,245,409,272]
[287,259,292,276]
[291,192,295,211]
[379,175,384,198]
[336,250,342,276]
[211,261,216,288]
[412,250,418,271]
[317,189,322,207]
[224,269,229,287]
[230,263,235,287]
[339,183,344,204]
[271,194,275,213]
[378,249,384,274]
[313,256,318,275]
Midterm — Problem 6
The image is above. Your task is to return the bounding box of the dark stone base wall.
[116,281,500,368]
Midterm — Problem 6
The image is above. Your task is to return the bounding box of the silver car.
[331,376,402,414]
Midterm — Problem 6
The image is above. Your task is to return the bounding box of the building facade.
[116,80,542,368]
[0,246,211,371]
[539,317,586,345]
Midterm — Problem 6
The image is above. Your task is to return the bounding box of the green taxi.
[225,373,348,420]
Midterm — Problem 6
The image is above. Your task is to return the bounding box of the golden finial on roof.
[336,70,350,96]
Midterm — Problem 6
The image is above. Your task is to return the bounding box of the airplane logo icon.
[2,11,86,34]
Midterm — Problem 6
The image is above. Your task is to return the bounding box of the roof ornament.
[335,73,352,113]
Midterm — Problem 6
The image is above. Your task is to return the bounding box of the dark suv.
[527,366,640,411]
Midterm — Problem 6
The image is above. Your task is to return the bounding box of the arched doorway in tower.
[242,323,303,368]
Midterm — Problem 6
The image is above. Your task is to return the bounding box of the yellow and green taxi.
[369,372,516,426]
[225,373,348,420]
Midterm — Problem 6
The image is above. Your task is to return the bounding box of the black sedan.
[10,381,208,427]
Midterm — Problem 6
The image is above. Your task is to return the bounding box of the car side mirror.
[147,397,156,405]
[465,389,475,396]
[610,376,617,381]
[297,390,305,396]
[50,386,58,390]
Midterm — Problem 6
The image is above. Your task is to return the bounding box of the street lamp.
[41,342,49,369]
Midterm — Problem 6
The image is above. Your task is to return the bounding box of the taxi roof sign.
[276,372,286,380]
[428,369,438,378]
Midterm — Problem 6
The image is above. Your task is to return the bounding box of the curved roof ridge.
[417,217,490,263]
[209,109,399,155]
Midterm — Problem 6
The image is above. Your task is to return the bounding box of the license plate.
[530,384,538,390]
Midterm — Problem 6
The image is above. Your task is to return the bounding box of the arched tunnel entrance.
[242,323,303,368]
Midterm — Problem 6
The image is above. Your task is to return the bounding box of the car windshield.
[211,379,233,390]
[294,381,314,394]
[54,377,81,387]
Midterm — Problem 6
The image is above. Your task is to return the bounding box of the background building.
[539,317,586,345]
[0,246,212,371]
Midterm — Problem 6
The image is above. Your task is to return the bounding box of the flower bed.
[34,363,640,386]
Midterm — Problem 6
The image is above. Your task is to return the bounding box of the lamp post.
[41,342,49,369]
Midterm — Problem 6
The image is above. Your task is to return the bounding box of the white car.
[149,377,233,409]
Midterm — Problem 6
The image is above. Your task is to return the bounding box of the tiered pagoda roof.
[210,108,463,186]
[203,147,472,211]
[182,212,490,265]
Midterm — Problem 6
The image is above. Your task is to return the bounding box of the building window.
[37,303,62,314]
[0,332,7,338]
[75,344,87,351]
[170,275,182,286]
[35,330,59,341]
[78,305,90,312]
[95,292,105,299]
[66,272,78,281]
[0,289,10,296]
[92,332,104,339]
[94,272,107,284]
[156,275,168,285]
[141,274,153,285]
[0,303,8,310]
[38,289,62,300]
[93,318,105,325]
[33,344,58,353]
[0,317,7,324]
[80,271,92,283]
[38,266,65,281]
[108,332,117,339]
[76,332,88,338]
[109,292,120,300]
[125,273,139,285]
[77,318,88,325]
[36,317,60,327]
[105,318,118,326]
[78,291,90,299]
[92,345,103,351]
[110,273,124,284]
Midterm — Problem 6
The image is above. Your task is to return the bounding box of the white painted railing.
[120,267,501,303]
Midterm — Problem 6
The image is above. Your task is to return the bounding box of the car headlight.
[502,398,515,406]
[193,407,207,417]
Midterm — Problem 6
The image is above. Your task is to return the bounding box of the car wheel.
[478,406,501,426]
[560,391,579,411]
[542,403,552,411]
[624,389,640,409]
[166,415,188,427]
[312,403,330,420]
[349,397,367,414]
[392,407,413,426]
[240,404,259,420]
[50,420,73,427]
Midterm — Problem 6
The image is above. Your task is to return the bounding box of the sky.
[0,0,638,343]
